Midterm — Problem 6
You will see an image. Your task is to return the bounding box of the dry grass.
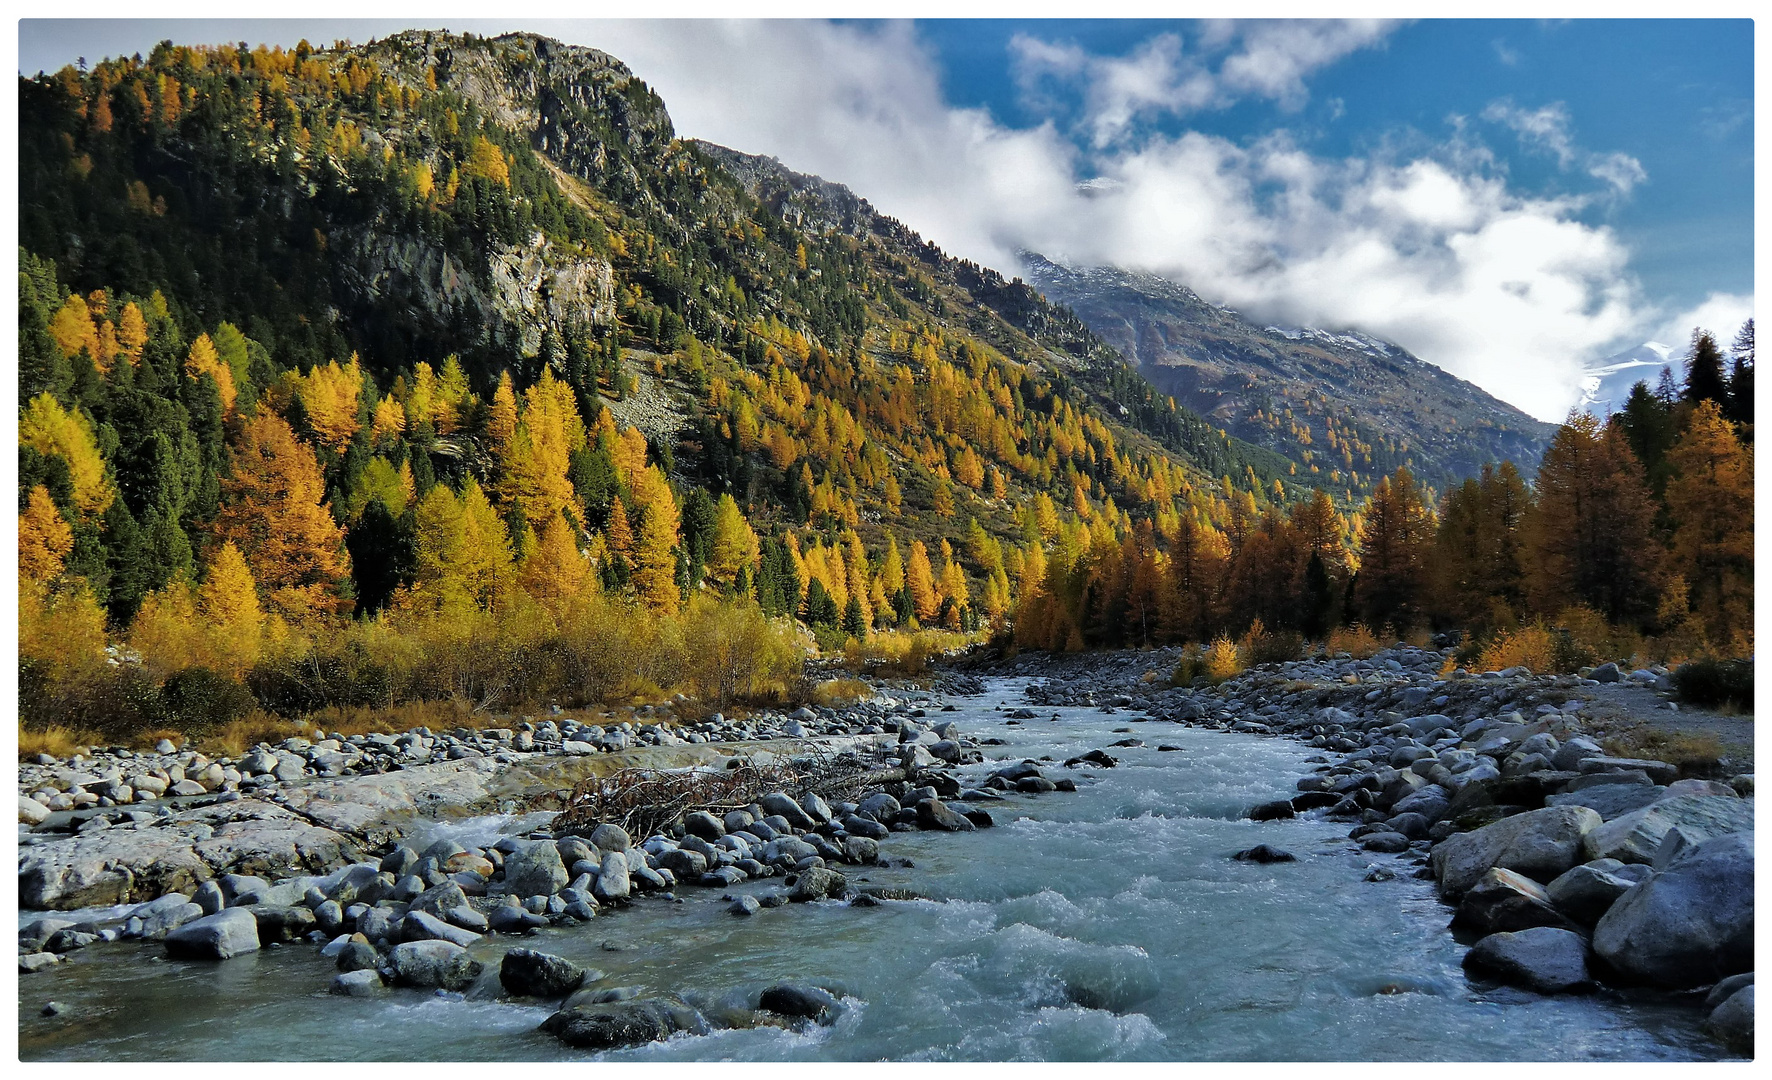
[303,699,475,739]
[200,710,306,757]
[1602,725,1728,775]
[1327,624,1383,660]
[809,677,873,708]
[130,727,186,751]
[18,723,101,760]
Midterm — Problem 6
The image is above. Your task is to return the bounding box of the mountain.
[1577,342,1678,417]
[1018,254,1556,496]
[17,29,1304,631]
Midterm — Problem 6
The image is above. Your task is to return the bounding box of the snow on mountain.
[1578,342,1677,417]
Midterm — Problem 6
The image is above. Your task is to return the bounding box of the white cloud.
[1483,98,1647,194]
[546,20,1680,422]
[1008,20,1395,147]
[1652,293,1755,353]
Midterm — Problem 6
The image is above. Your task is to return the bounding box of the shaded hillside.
[1020,254,1555,497]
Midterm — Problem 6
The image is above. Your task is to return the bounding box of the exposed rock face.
[1592,832,1754,988]
[1430,805,1603,896]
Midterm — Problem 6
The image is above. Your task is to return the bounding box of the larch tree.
[907,539,940,623]
[18,484,74,582]
[196,540,263,673]
[1523,412,1662,628]
[631,465,682,615]
[706,493,760,587]
[520,512,588,609]
[1664,400,1754,647]
[1353,466,1434,630]
[212,411,352,619]
[20,393,113,519]
[185,332,238,411]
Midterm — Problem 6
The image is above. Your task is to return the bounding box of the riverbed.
[17,677,1719,1061]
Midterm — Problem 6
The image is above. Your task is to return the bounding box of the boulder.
[502,840,569,897]
[1463,927,1593,994]
[683,812,726,842]
[330,969,386,997]
[1248,799,1296,821]
[251,905,317,943]
[589,824,632,853]
[164,908,261,960]
[1582,794,1755,864]
[500,948,588,998]
[1453,868,1582,935]
[788,866,846,902]
[388,940,484,991]
[758,983,845,1024]
[20,795,51,825]
[399,910,482,948]
[127,894,203,940]
[1545,784,1665,820]
[1578,757,1680,785]
[759,792,817,830]
[1593,832,1754,988]
[1545,860,1640,925]
[539,995,709,1049]
[1233,844,1297,864]
[1432,805,1602,897]
[654,848,707,878]
[1705,985,1754,1056]
[915,798,976,832]
[593,851,631,904]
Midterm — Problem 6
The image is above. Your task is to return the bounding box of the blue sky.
[15,18,1756,418]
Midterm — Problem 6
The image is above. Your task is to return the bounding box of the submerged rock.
[540,994,709,1049]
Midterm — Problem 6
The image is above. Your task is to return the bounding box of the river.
[17,677,1718,1061]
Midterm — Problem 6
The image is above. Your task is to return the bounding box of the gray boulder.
[589,823,632,853]
[1593,832,1753,988]
[788,866,846,902]
[1454,868,1581,935]
[1705,985,1754,1056]
[915,798,976,832]
[1583,793,1756,864]
[593,851,631,904]
[1463,927,1593,994]
[758,983,845,1024]
[330,969,386,996]
[128,894,203,940]
[683,812,726,841]
[388,940,485,991]
[399,910,482,948]
[1432,805,1603,896]
[1545,860,1640,925]
[503,840,569,897]
[499,948,588,997]
[1546,784,1665,820]
[164,908,261,960]
[759,792,816,829]
[540,995,709,1049]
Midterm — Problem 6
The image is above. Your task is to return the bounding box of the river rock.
[915,798,976,832]
[684,811,726,841]
[20,795,51,825]
[503,840,569,897]
[1248,799,1296,821]
[165,908,261,960]
[128,894,203,939]
[408,881,469,918]
[399,910,482,948]
[1453,868,1581,935]
[655,848,707,878]
[540,994,709,1048]
[500,948,587,997]
[252,905,317,943]
[20,952,63,973]
[759,792,816,829]
[389,940,484,990]
[335,938,379,972]
[330,969,386,996]
[729,894,761,917]
[1705,985,1754,1056]
[1462,927,1593,994]
[1545,784,1665,820]
[1582,793,1755,864]
[1544,860,1641,924]
[489,903,549,935]
[1431,805,1602,896]
[758,983,844,1024]
[788,866,846,901]
[1593,831,1754,988]
[857,793,901,821]
[593,851,631,904]
[1234,844,1297,864]
[801,792,834,824]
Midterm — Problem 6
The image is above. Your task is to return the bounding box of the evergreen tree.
[1683,328,1729,407]
[345,498,416,615]
[1726,318,1754,427]
[1353,466,1434,630]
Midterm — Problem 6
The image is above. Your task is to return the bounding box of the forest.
[15,34,1755,750]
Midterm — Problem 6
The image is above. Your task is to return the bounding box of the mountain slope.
[18,29,1312,631]
[1019,254,1556,496]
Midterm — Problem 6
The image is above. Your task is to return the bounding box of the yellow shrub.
[1477,625,1558,674]
[1203,635,1244,684]
[1327,624,1382,659]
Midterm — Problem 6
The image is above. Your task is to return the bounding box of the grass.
[809,678,873,708]
[1601,724,1729,776]
[1326,624,1383,660]
[18,723,102,760]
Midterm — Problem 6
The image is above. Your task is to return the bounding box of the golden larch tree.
[1665,399,1754,647]
[19,393,113,519]
[18,485,74,582]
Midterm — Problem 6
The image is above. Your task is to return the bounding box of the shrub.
[810,678,871,708]
[1240,619,1303,667]
[1476,624,1558,674]
[1326,624,1382,659]
[159,667,259,733]
[679,596,803,706]
[1202,635,1244,684]
[1670,658,1754,711]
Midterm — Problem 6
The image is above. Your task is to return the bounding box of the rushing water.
[18,677,1720,1061]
